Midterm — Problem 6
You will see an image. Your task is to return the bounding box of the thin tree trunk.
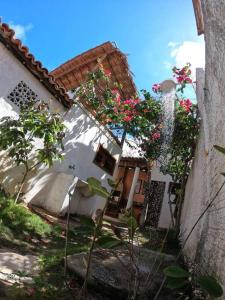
[15,166,29,203]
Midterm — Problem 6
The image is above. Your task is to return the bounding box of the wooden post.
[126,167,140,210]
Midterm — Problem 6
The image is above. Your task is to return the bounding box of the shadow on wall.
[0,104,121,216]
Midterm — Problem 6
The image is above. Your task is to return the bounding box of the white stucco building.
[0,23,122,217]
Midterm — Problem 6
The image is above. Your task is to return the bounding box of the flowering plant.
[77,62,199,168]
[172,63,192,93]
[179,98,192,112]
[76,64,163,161]
[152,83,161,94]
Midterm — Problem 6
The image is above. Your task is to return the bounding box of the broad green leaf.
[87,177,110,199]
[197,276,223,298]
[107,178,116,187]
[167,277,189,289]
[80,216,96,228]
[214,145,225,155]
[163,266,190,278]
[97,235,122,248]
[107,178,120,188]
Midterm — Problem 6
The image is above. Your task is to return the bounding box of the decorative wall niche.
[7,81,38,108]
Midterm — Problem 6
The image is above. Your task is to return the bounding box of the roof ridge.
[51,41,114,73]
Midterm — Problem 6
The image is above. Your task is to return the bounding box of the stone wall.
[180,1,225,295]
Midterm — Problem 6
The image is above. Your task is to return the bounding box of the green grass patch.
[0,192,52,238]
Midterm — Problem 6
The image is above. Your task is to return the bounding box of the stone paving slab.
[67,246,176,299]
[0,249,39,284]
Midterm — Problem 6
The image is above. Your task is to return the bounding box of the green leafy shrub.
[0,192,52,237]
[164,265,223,298]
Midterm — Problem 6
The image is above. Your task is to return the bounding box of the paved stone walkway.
[0,249,39,284]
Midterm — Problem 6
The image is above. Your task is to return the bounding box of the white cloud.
[167,39,205,79]
[9,23,33,40]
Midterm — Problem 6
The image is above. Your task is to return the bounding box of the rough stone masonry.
[180,1,225,297]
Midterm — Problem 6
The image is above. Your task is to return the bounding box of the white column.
[126,167,140,210]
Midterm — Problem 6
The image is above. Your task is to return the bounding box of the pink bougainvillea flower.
[123,115,133,122]
[152,83,161,94]
[185,77,192,83]
[180,99,192,112]
[123,99,132,105]
[152,132,161,140]
[173,64,192,85]
[133,98,141,104]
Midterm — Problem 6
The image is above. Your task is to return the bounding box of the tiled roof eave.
[0,23,72,108]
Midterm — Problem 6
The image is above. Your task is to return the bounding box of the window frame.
[93,144,116,176]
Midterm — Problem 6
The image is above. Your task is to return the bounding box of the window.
[93,145,116,175]
[7,81,38,108]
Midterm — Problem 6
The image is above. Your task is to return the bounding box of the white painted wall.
[0,43,64,114]
[0,42,65,196]
[151,164,175,229]
[28,103,122,216]
[0,41,122,217]
[180,68,207,260]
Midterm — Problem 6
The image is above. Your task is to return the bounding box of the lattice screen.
[7,81,38,108]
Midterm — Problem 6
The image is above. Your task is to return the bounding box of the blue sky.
[0,0,204,97]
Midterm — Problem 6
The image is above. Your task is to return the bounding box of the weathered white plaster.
[151,164,175,229]
[27,103,121,216]
[180,1,225,293]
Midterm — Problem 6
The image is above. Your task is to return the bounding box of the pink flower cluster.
[180,99,192,112]
[110,89,142,122]
[152,83,161,94]
[152,132,161,140]
[172,63,192,85]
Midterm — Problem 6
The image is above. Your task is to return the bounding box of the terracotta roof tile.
[192,0,204,35]
[0,23,72,108]
[51,41,137,100]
